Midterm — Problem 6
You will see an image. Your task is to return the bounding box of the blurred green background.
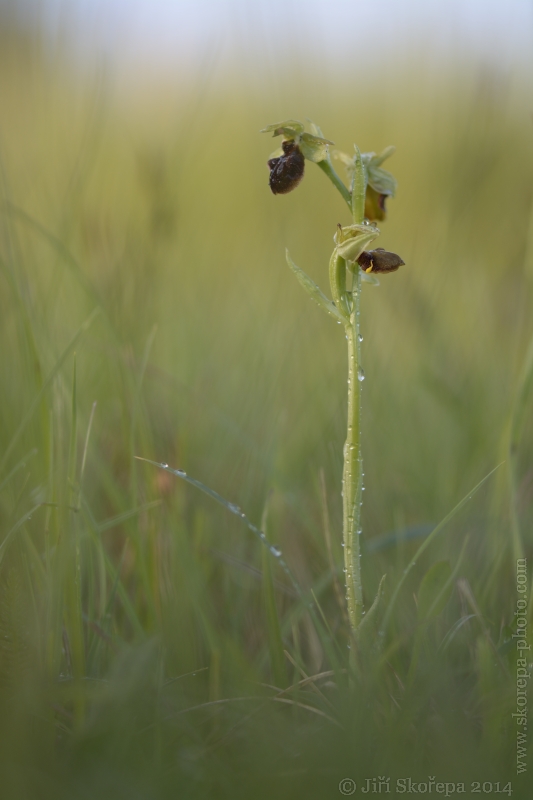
[0,1,532,797]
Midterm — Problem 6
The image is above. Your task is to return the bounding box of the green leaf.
[286,250,345,322]
[417,561,453,622]
[328,250,350,320]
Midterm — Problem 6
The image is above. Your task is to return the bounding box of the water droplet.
[228,503,241,514]
[357,529,362,536]
[357,367,365,382]
[162,463,169,468]
[362,487,366,491]
[358,334,363,342]
[176,469,186,477]
[271,546,282,557]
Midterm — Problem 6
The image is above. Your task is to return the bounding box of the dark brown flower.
[268,140,305,195]
[357,248,405,274]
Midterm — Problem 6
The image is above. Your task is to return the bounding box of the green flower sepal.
[260,119,334,163]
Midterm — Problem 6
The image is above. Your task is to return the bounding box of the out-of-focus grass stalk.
[65,356,86,725]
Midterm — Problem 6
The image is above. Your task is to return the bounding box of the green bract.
[336,145,397,198]
[334,222,380,245]
[260,119,334,163]
[334,223,380,264]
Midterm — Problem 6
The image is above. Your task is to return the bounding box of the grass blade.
[380,464,502,634]
[0,307,101,472]
[137,458,343,671]
[0,504,42,567]
[136,457,302,596]
[260,499,288,688]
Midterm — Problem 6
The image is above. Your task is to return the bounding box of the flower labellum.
[357,248,405,274]
[268,140,305,195]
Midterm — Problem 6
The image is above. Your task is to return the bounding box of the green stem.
[342,271,364,632]
[341,148,367,634]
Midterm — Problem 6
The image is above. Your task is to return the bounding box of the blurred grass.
[0,12,532,799]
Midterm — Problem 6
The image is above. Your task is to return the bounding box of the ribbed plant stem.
[341,146,366,635]
[342,270,364,632]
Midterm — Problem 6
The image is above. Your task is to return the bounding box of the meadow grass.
[0,27,532,799]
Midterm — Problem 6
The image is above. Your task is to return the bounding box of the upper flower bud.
[335,145,397,222]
